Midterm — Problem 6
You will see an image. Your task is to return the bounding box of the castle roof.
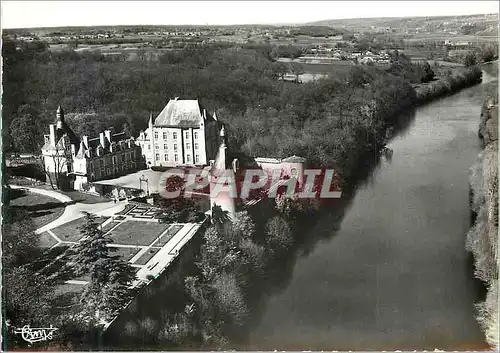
[154,99,215,127]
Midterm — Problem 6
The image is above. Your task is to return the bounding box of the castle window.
[174,154,178,162]
[154,132,158,139]
[163,132,167,140]
[90,162,94,171]
[195,154,200,163]
[121,154,125,162]
[155,144,159,150]
[185,131,189,139]
[163,144,168,150]
[148,144,151,150]
[186,154,191,163]
[155,153,160,161]
[194,143,199,150]
[164,154,168,161]
[194,131,198,140]
[173,144,178,152]
[173,132,177,140]
[112,156,117,164]
[186,142,191,150]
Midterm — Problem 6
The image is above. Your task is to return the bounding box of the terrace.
[47,201,207,298]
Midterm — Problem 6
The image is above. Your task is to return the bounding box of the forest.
[4,36,480,183]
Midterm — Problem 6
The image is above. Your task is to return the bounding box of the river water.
[243,66,498,351]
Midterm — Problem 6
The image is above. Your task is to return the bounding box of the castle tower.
[209,125,236,221]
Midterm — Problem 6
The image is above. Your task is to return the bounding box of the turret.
[56,105,64,129]
[220,125,226,146]
[148,112,153,129]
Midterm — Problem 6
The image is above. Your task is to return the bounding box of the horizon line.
[3,12,498,30]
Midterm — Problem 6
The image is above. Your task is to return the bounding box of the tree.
[464,52,477,67]
[265,215,294,252]
[9,105,44,153]
[210,204,230,228]
[419,62,435,83]
[229,210,255,240]
[2,207,56,349]
[481,43,498,63]
[69,213,136,322]
[211,273,248,326]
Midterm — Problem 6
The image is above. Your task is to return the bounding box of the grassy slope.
[467,96,498,349]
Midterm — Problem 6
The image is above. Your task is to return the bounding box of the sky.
[1,1,498,29]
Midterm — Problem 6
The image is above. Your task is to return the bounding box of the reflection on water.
[242,77,495,350]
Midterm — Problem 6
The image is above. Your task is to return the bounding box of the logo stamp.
[13,324,58,344]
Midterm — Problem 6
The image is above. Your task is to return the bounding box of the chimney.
[99,132,106,148]
[104,129,112,143]
[213,112,218,121]
[82,135,89,148]
[175,97,179,101]
[71,144,76,156]
[203,109,207,120]
[49,124,56,146]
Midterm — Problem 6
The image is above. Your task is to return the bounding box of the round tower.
[209,125,236,221]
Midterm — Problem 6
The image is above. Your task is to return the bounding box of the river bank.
[467,93,498,349]
[242,68,494,350]
[415,66,483,103]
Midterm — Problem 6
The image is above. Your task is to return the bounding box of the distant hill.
[306,13,498,36]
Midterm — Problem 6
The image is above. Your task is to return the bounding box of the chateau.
[41,100,308,209]
[136,98,223,167]
[41,106,142,190]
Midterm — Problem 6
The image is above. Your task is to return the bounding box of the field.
[402,34,498,43]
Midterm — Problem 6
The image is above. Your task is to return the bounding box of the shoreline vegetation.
[1,38,485,350]
[467,93,498,349]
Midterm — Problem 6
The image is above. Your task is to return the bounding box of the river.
[241,65,498,351]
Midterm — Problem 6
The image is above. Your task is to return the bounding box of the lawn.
[10,190,65,229]
[109,246,142,262]
[40,231,58,248]
[52,216,108,242]
[154,224,184,247]
[134,248,161,266]
[107,221,170,246]
[10,180,110,204]
[54,283,86,296]
[102,220,122,233]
